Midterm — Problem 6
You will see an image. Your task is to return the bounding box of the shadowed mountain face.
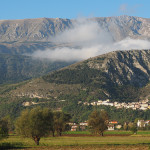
[7,50,150,102]
[0,53,74,84]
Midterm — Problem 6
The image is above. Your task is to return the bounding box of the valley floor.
[0,131,150,150]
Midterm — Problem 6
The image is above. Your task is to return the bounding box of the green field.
[64,130,150,135]
[0,131,150,150]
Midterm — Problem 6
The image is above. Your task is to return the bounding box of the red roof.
[109,121,118,124]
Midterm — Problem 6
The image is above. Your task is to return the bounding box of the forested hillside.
[1,49,150,103]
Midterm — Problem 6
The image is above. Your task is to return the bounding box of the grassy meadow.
[0,131,150,150]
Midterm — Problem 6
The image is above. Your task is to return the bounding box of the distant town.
[22,98,150,111]
[82,99,150,110]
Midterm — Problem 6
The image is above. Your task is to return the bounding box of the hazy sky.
[0,0,149,20]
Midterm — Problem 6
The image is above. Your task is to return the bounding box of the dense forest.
[43,65,140,102]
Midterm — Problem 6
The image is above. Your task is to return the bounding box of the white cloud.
[50,17,113,46]
[119,3,140,15]
[31,18,150,62]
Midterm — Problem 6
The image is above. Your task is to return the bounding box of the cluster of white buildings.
[82,99,150,110]
[137,120,150,127]
[69,122,88,131]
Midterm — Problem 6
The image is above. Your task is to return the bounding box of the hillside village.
[82,99,150,110]
[22,98,150,111]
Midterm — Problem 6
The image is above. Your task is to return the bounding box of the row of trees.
[15,108,109,145]
[0,108,108,145]
[2,107,149,145]
[15,107,71,145]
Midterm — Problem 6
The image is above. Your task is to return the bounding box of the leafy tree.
[2,115,14,132]
[88,110,108,136]
[134,118,142,124]
[53,112,71,136]
[0,119,8,140]
[15,107,53,145]
[123,122,128,131]
[128,122,134,129]
[130,123,138,134]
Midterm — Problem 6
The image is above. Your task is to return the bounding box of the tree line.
[1,107,149,146]
[0,107,109,145]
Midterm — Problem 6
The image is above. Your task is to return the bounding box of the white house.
[107,124,114,130]
[137,120,145,127]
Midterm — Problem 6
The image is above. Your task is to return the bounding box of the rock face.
[87,50,150,87]
[0,16,150,43]
[94,16,150,41]
[0,18,72,42]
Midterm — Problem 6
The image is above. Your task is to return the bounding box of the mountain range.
[0,16,150,84]
[0,15,150,56]
[0,16,150,121]
[0,16,150,43]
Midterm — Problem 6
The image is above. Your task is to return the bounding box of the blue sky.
[0,0,149,20]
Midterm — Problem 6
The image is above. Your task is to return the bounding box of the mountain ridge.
[0,15,150,44]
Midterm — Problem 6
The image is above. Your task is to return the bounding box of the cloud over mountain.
[31,18,150,62]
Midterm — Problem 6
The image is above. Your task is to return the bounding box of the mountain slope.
[5,49,150,103]
[0,53,73,84]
